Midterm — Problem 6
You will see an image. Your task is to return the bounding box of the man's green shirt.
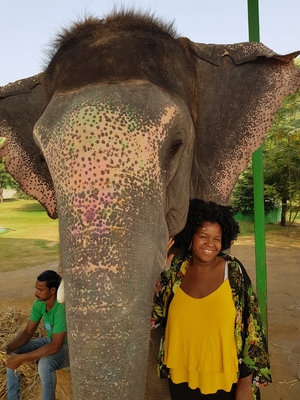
[30,299,67,343]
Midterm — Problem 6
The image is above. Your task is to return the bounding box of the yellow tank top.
[164,277,238,394]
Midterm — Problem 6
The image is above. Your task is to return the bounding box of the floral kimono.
[151,252,272,399]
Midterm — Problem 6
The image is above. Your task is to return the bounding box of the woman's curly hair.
[173,199,240,254]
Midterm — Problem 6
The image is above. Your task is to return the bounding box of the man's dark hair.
[37,270,61,291]
[174,199,240,254]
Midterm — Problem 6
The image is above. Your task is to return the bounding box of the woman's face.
[191,222,222,263]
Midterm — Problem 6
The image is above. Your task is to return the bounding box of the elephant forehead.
[34,84,189,185]
[33,83,192,216]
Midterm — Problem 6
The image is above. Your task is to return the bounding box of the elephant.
[1,10,300,400]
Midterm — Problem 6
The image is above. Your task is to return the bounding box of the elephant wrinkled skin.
[1,11,300,400]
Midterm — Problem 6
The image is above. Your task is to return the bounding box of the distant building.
[3,189,16,199]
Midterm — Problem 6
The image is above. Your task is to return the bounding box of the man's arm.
[3,320,40,354]
[6,331,67,370]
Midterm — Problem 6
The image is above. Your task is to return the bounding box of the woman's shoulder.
[219,252,242,266]
[220,252,252,285]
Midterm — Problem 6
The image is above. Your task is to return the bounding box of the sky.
[0,0,300,86]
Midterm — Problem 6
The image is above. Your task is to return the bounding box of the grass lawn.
[237,219,300,243]
[0,199,299,273]
[0,199,59,272]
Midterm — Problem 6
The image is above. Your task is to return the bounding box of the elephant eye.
[169,139,183,157]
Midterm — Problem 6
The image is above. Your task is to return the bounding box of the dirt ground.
[1,239,299,400]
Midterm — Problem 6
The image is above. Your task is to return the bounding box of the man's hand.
[6,354,23,370]
[235,375,253,400]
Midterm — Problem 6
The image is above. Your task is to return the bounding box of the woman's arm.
[235,374,253,400]
[150,238,175,329]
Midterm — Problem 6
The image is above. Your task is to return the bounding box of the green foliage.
[233,63,300,231]
[1,138,32,200]
[0,161,18,190]
[263,79,300,232]
[0,159,34,200]
[231,161,280,215]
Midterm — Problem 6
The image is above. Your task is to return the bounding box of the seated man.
[3,270,68,400]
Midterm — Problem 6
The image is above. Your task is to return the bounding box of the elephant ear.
[0,74,57,218]
[178,39,300,203]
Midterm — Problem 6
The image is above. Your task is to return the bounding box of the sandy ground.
[1,239,299,400]
[233,239,300,400]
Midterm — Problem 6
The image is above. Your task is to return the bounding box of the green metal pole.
[247,0,268,335]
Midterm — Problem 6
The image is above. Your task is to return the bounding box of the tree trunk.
[280,197,287,226]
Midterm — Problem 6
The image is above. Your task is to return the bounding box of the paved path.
[1,261,59,303]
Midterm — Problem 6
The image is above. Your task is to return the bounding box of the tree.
[231,160,280,215]
[263,78,300,233]
[0,137,18,202]
[232,60,300,234]
[264,130,300,229]
[0,160,18,203]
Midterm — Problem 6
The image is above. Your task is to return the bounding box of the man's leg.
[7,338,50,400]
[7,368,21,400]
[38,343,69,400]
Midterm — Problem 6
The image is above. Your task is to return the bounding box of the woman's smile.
[191,222,222,263]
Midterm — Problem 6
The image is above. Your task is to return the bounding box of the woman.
[151,199,271,400]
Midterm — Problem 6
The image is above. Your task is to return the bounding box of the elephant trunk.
[60,198,167,399]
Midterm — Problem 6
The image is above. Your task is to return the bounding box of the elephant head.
[1,11,300,400]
